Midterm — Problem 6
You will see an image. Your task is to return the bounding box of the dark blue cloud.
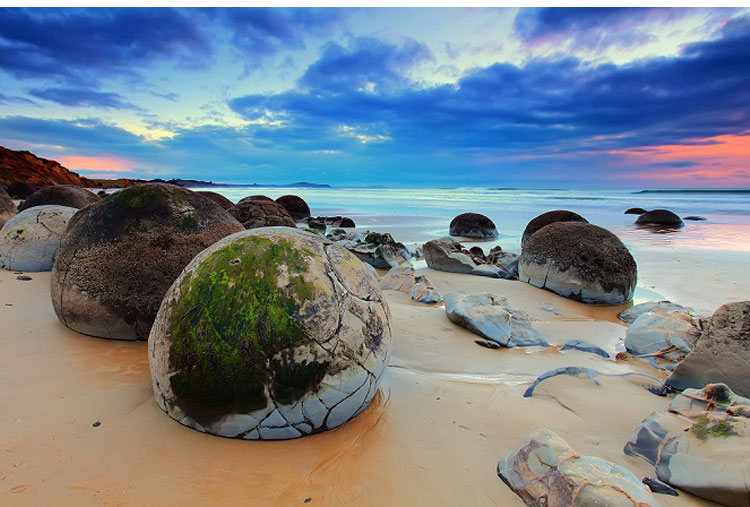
[0,8,209,82]
[29,87,138,110]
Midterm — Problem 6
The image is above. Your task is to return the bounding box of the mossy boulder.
[521,210,588,246]
[51,183,244,341]
[197,191,234,210]
[0,186,16,229]
[148,227,392,439]
[519,222,637,304]
[18,184,100,212]
[229,197,296,229]
[0,205,77,271]
[276,194,311,221]
[449,213,498,240]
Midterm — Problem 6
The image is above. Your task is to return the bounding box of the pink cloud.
[57,155,134,174]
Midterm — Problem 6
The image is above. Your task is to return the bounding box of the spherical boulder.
[229,198,296,229]
[521,210,588,246]
[19,185,100,212]
[51,183,245,340]
[246,195,274,202]
[0,186,17,229]
[449,213,498,240]
[276,195,311,221]
[6,182,38,199]
[0,205,77,271]
[148,227,392,439]
[635,209,684,227]
[625,207,647,215]
[197,191,234,210]
[519,222,637,304]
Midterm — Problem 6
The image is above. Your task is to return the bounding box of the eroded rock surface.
[341,231,412,269]
[229,197,296,229]
[498,428,660,506]
[148,227,392,439]
[379,262,441,304]
[521,209,588,246]
[625,309,703,365]
[449,212,498,240]
[423,237,518,279]
[0,205,77,271]
[445,292,547,348]
[618,300,702,325]
[18,184,100,212]
[197,191,234,210]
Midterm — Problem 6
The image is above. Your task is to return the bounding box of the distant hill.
[0,145,330,190]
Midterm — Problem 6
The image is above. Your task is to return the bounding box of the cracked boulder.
[228,197,297,229]
[498,428,659,506]
[445,292,548,348]
[148,227,392,439]
[276,194,311,221]
[521,209,588,246]
[0,205,77,271]
[666,301,750,397]
[519,222,637,304]
[51,183,244,341]
[449,212,498,240]
[624,383,750,506]
[18,184,100,212]
[423,237,518,279]
[0,186,16,229]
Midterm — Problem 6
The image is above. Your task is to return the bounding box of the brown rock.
[197,191,234,210]
[276,195,311,221]
[521,210,588,246]
[229,197,297,229]
[18,185,100,211]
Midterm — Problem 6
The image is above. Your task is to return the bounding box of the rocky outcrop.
[51,184,244,341]
[635,209,684,227]
[666,301,750,397]
[276,194,311,221]
[444,292,548,348]
[197,191,234,209]
[519,222,637,304]
[343,231,412,269]
[625,383,750,506]
[18,185,100,211]
[499,428,659,506]
[228,197,297,229]
[521,209,588,246]
[449,213,498,240]
[625,309,703,365]
[0,205,77,271]
[0,186,16,228]
[148,227,392,439]
[423,237,518,279]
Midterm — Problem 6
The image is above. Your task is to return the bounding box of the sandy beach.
[3,236,744,505]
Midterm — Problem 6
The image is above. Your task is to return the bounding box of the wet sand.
[0,262,728,506]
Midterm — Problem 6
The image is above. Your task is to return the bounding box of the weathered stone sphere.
[51,183,245,340]
[449,213,498,240]
[276,194,311,221]
[635,209,684,227]
[6,182,38,199]
[521,210,588,246]
[0,205,77,271]
[197,191,233,210]
[519,222,637,304]
[18,185,100,212]
[625,207,647,215]
[247,195,274,202]
[229,198,297,229]
[149,227,392,439]
[0,186,17,229]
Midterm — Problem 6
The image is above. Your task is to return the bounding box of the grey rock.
[18,185,100,212]
[618,300,700,325]
[423,237,517,279]
[561,339,610,358]
[625,309,702,364]
[0,205,77,272]
[524,366,662,398]
[411,276,441,304]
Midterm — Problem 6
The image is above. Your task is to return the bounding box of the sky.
[1,7,749,188]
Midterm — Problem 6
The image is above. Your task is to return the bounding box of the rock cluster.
[51,183,244,340]
[229,197,296,229]
[519,222,637,304]
[449,213,498,240]
[336,231,412,269]
[18,185,100,212]
[0,205,77,271]
[423,237,518,279]
[148,227,392,439]
[379,263,441,304]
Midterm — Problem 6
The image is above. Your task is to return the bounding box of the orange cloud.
[608,135,750,186]
[57,155,134,174]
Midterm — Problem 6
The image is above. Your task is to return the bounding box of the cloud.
[0,92,35,105]
[29,87,138,110]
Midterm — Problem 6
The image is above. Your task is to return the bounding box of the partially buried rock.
[625,309,703,365]
[625,207,647,215]
[666,301,750,397]
[0,205,77,271]
[0,186,17,229]
[625,383,750,506]
[521,209,588,246]
[683,215,707,221]
[229,197,296,229]
[423,237,518,279]
[379,263,441,303]
[560,339,609,358]
[411,276,441,304]
[18,185,100,212]
[449,213,498,240]
[197,191,234,210]
[51,183,244,340]
[309,216,355,228]
[519,222,637,304]
[444,292,547,348]
[499,428,659,506]
[148,227,392,439]
[276,195,311,221]
[618,300,701,324]
[636,209,684,228]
